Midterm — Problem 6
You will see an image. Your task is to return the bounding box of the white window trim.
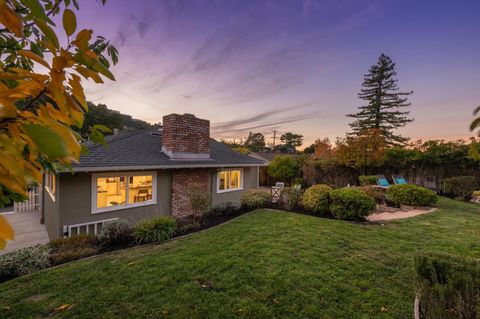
[91,171,157,214]
[45,173,56,202]
[216,168,244,193]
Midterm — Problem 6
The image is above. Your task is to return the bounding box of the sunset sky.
[76,0,480,146]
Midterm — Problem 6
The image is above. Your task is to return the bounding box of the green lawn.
[2,197,480,318]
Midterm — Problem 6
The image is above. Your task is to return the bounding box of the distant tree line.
[221,131,304,154]
[74,102,153,137]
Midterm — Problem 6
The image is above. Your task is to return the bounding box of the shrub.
[207,203,238,217]
[359,175,378,186]
[176,221,201,236]
[330,187,376,221]
[415,253,480,319]
[133,216,177,244]
[0,244,51,283]
[188,184,211,219]
[444,176,479,200]
[267,156,297,184]
[301,184,332,215]
[280,187,303,211]
[240,188,272,209]
[386,184,438,207]
[49,234,100,265]
[97,219,134,249]
[357,185,385,204]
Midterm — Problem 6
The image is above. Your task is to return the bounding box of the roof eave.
[70,162,267,173]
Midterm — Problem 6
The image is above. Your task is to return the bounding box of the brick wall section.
[162,113,210,156]
[171,169,210,218]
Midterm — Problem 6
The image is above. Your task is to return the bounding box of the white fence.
[14,188,40,212]
[63,218,119,238]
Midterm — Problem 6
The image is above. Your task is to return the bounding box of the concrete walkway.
[1,211,49,254]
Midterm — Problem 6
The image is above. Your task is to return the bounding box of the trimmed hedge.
[330,188,376,221]
[97,219,134,249]
[280,187,303,211]
[386,184,438,207]
[444,176,478,200]
[415,253,480,319]
[301,184,332,215]
[0,244,51,283]
[49,234,100,266]
[357,185,385,204]
[359,175,378,186]
[240,188,272,209]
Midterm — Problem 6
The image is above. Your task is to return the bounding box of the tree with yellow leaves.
[0,0,118,249]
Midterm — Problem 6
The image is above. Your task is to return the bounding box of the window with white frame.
[217,169,243,193]
[45,172,56,200]
[92,172,156,213]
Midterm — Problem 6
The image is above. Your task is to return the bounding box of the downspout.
[40,174,45,224]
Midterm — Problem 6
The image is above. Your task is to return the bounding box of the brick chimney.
[162,113,210,160]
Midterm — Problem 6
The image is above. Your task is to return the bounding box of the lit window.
[217,169,243,193]
[93,172,156,213]
[96,176,126,209]
[45,172,56,200]
[128,175,153,204]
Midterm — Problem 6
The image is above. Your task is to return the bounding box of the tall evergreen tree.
[347,54,413,145]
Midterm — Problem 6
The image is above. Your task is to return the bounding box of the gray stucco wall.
[51,170,171,240]
[211,166,259,207]
[43,175,60,240]
[44,166,259,239]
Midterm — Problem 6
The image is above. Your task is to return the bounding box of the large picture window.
[92,172,156,213]
[217,169,243,193]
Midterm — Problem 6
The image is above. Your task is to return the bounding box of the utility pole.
[271,130,277,152]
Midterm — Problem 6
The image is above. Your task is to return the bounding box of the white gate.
[14,188,40,212]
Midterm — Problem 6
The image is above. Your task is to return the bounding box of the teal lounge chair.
[392,175,407,185]
[376,175,391,188]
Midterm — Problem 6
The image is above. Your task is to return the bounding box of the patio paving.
[1,211,49,254]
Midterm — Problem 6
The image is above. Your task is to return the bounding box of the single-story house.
[248,152,284,186]
[41,113,266,239]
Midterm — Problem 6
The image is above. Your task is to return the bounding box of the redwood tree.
[347,54,413,146]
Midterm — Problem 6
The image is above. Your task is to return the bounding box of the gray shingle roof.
[73,129,265,172]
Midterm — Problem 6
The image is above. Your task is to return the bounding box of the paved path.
[1,211,49,254]
[367,208,437,222]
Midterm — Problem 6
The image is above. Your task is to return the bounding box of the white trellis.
[14,188,40,212]
[63,218,119,238]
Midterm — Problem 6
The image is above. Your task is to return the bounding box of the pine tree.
[347,54,413,146]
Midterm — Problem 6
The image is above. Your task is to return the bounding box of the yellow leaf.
[72,29,92,51]
[74,65,103,84]
[0,3,23,37]
[66,94,84,127]
[17,50,50,69]
[53,304,72,312]
[52,56,67,72]
[127,261,136,266]
[69,74,86,110]
[0,173,26,195]
[0,215,14,242]
[0,102,17,119]
[62,9,77,37]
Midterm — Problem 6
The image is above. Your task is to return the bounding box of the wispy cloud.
[211,102,322,138]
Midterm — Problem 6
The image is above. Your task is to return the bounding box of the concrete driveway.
[1,211,49,254]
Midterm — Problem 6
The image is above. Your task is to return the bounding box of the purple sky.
[76,0,480,145]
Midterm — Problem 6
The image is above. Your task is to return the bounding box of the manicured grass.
[2,197,480,318]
